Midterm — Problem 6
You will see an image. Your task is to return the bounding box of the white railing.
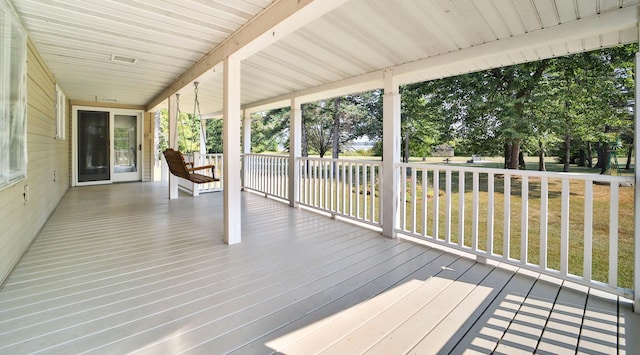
[297,157,382,227]
[244,154,289,200]
[396,163,635,297]
[180,153,223,194]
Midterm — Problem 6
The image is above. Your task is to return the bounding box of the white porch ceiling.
[10,0,640,116]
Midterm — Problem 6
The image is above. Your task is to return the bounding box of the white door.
[73,107,143,185]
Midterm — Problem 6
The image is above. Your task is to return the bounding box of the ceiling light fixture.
[110,54,137,64]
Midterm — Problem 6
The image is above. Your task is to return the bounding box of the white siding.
[0,39,70,284]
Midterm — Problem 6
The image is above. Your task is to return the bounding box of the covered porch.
[0,183,638,354]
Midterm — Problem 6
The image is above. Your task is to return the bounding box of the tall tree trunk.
[577,148,585,167]
[563,133,570,172]
[504,143,511,169]
[587,141,593,168]
[594,142,604,169]
[301,118,308,157]
[509,139,520,170]
[403,130,410,163]
[600,148,611,174]
[626,146,632,170]
[538,139,545,171]
[332,98,341,160]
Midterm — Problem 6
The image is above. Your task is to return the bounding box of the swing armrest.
[188,164,217,179]
[187,164,215,173]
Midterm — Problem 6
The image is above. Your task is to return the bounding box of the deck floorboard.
[0,182,637,354]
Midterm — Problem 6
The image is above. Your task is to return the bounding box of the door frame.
[72,106,144,186]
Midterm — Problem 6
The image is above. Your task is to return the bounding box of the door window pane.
[77,111,110,182]
[114,115,137,173]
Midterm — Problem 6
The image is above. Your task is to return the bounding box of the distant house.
[432,144,454,157]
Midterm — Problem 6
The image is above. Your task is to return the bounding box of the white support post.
[168,94,179,200]
[243,109,252,190]
[223,56,242,245]
[289,97,302,207]
[382,68,401,238]
[634,51,640,312]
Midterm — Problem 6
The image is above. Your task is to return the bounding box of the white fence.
[396,163,635,297]
[243,154,289,200]
[297,157,382,227]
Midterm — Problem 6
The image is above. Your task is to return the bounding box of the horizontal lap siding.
[0,40,70,285]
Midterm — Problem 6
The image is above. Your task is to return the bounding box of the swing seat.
[163,148,219,184]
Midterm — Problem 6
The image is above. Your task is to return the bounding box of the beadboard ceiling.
[10,0,640,116]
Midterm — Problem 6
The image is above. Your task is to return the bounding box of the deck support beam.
[223,56,242,245]
[382,69,400,238]
[168,94,179,200]
[289,97,302,207]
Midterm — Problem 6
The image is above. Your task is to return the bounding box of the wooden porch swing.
[163,82,219,184]
[163,148,219,184]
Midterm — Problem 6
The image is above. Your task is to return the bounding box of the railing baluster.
[472,172,479,251]
[433,169,440,239]
[370,165,376,223]
[356,163,361,219]
[330,159,335,212]
[401,165,407,231]
[363,164,369,221]
[540,177,548,269]
[411,167,417,233]
[349,163,353,217]
[503,173,511,260]
[445,170,452,244]
[584,180,593,282]
[342,162,346,215]
[422,168,428,237]
[487,172,494,255]
[458,170,465,247]
[560,178,570,276]
[609,182,619,288]
[521,175,529,264]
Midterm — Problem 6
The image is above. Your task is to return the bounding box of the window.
[55,84,65,140]
[0,1,27,189]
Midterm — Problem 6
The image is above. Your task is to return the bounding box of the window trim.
[0,0,28,190]
[55,84,66,140]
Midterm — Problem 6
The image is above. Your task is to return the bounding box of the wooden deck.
[0,182,638,354]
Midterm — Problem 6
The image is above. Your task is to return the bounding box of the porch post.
[168,94,179,199]
[382,68,400,238]
[634,51,640,312]
[243,109,251,190]
[289,97,301,207]
[223,56,242,245]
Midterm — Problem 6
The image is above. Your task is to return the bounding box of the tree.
[156,109,201,155]
[250,108,289,153]
[204,118,223,153]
